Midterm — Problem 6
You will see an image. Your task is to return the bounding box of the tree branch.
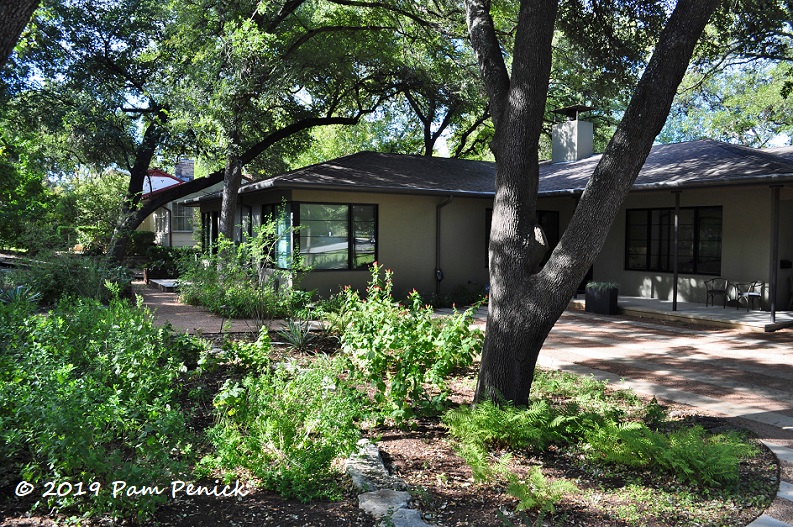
[452,106,490,158]
[463,0,510,128]
[325,0,443,29]
[283,25,393,60]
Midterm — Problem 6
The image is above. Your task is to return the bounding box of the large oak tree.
[466,0,721,405]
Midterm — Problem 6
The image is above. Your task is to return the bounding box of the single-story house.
[139,160,248,248]
[188,118,793,311]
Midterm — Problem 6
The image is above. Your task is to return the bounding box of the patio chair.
[704,278,728,308]
[733,281,763,311]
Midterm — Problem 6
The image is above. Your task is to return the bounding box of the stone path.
[135,282,266,334]
[138,283,793,526]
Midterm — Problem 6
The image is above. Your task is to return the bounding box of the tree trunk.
[107,114,165,262]
[219,131,244,241]
[0,0,39,67]
[468,0,721,405]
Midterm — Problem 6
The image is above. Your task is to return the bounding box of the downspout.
[435,196,453,296]
[162,205,173,247]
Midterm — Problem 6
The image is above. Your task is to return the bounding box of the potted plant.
[585,281,619,315]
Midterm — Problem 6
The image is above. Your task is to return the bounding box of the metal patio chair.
[733,281,763,312]
[704,278,728,308]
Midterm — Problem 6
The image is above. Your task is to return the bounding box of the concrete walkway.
[138,284,793,525]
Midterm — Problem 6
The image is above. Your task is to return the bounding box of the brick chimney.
[174,159,195,182]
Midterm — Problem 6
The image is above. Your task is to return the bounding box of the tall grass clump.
[6,251,133,304]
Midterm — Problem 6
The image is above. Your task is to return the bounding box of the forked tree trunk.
[468,0,721,405]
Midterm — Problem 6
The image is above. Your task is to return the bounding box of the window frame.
[624,205,722,276]
[171,202,194,233]
[264,201,378,271]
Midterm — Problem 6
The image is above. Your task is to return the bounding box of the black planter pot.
[585,287,619,315]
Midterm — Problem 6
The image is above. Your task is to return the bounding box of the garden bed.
[1,343,778,527]
[0,265,779,527]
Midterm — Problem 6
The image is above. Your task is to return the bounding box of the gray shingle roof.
[239,152,496,197]
[539,139,793,195]
[200,139,793,203]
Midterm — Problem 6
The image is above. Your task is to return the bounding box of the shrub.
[220,329,272,371]
[339,264,484,422]
[6,252,132,304]
[0,297,203,520]
[128,230,156,256]
[177,223,312,320]
[203,357,363,501]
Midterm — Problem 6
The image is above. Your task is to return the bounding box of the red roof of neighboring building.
[142,169,184,198]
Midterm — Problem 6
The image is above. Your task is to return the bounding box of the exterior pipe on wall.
[435,196,453,296]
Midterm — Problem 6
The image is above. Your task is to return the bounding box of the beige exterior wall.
[199,189,491,298]
[195,182,793,308]
[581,186,793,309]
[288,190,491,298]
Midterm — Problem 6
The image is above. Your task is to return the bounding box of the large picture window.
[625,206,722,275]
[296,203,377,270]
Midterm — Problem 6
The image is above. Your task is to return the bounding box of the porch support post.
[770,185,781,323]
[672,191,681,311]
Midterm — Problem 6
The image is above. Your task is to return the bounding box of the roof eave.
[629,172,793,192]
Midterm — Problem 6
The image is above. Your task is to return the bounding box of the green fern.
[505,467,578,513]
[586,419,757,487]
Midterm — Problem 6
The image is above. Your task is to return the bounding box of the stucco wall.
[588,186,791,308]
[213,189,491,299]
[197,182,793,308]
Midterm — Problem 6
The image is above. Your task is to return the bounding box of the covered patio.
[570,296,793,332]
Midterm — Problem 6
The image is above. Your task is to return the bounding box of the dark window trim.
[294,201,378,272]
[624,205,722,276]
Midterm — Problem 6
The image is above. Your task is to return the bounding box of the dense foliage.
[444,370,759,512]
[177,223,311,320]
[203,356,364,501]
[0,295,204,519]
[4,252,133,304]
[0,267,774,523]
[338,264,484,422]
